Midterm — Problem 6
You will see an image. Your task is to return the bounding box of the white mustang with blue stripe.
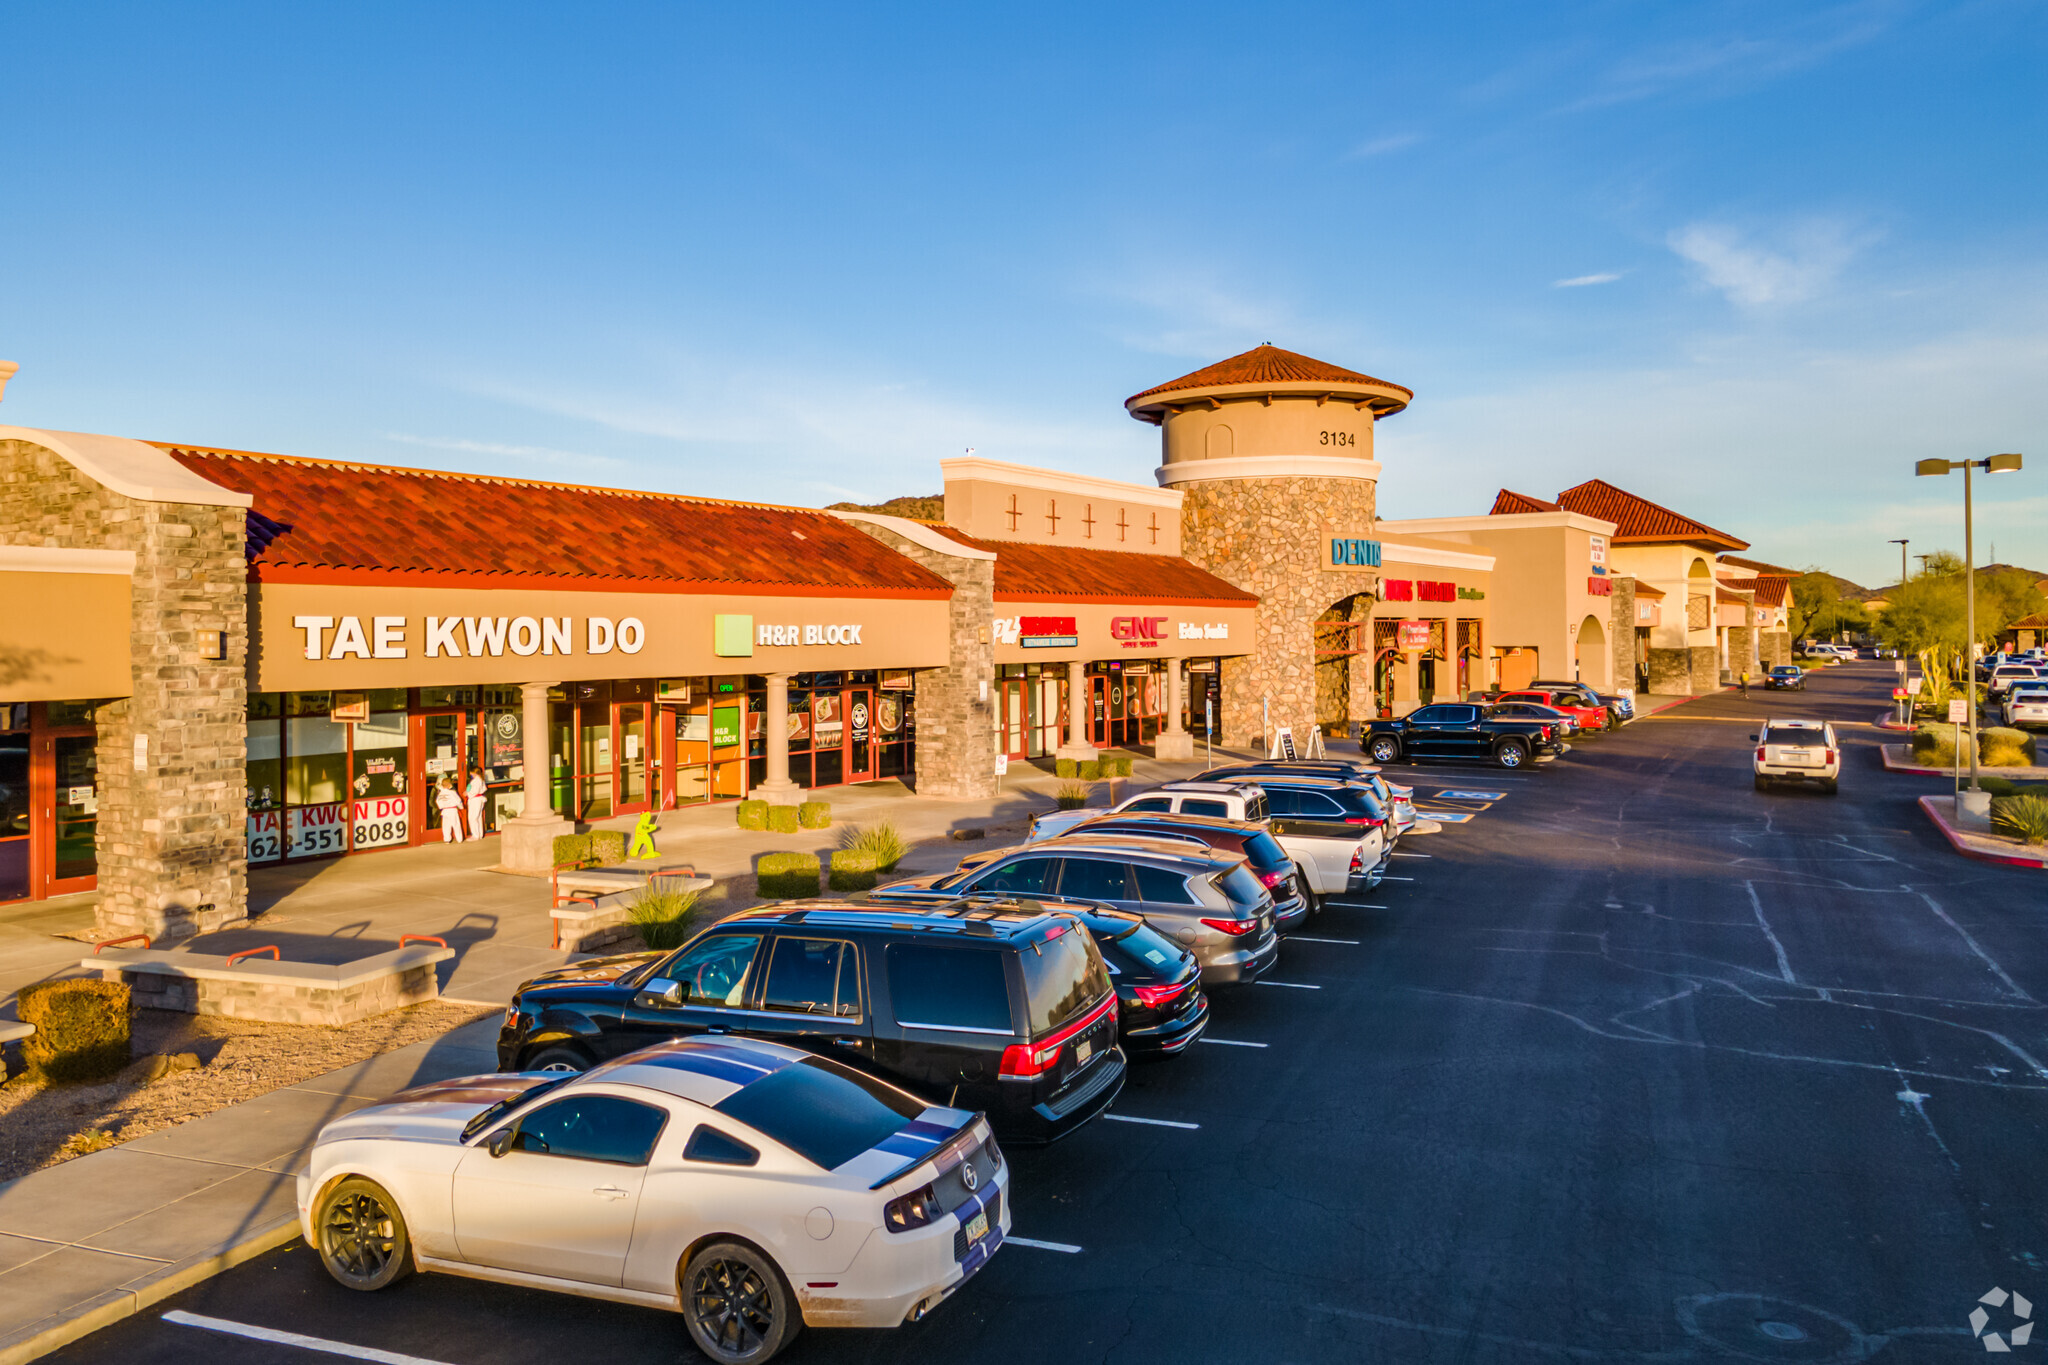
[297,1036,1010,1363]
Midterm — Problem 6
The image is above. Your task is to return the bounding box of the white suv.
[2003,682,2048,729]
[1752,719,1840,793]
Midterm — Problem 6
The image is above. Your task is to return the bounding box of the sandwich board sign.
[1272,726,1298,760]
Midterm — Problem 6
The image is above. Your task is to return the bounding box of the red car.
[1497,689,1608,731]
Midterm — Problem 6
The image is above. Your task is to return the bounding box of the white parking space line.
[1257,980,1322,989]
[1286,936,1359,945]
[1008,1235,1084,1253]
[1379,876,1416,882]
[1103,1113,1201,1130]
[1200,1037,1269,1048]
[1391,852,1432,858]
[164,1312,458,1365]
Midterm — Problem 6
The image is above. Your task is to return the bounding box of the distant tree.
[1874,553,2047,654]
[1787,573,1841,641]
[826,494,945,521]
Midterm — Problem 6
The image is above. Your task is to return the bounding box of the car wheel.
[316,1177,413,1292]
[1295,866,1319,917]
[683,1240,801,1365]
[524,1043,591,1073]
[1368,736,1401,764]
[1495,740,1527,769]
[1824,779,1839,795]
[1754,775,1769,792]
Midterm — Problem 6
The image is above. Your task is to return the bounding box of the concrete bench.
[553,863,708,897]
[83,942,456,1026]
[550,872,714,953]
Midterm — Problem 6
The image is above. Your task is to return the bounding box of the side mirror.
[1748,734,1758,742]
[487,1127,516,1158]
[636,977,684,1008]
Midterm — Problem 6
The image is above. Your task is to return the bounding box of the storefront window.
[46,700,104,727]
[1,726,29,901]
[284,715,350,859]
[349,711,410,850]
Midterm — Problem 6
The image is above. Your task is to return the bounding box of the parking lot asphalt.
[49,664,2046,1365]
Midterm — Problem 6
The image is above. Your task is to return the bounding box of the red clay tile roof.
[925,525,1258,606]
[1720,576,1761,591]
[1714,587,1750,604]
[1553,479,1749,551]
[2009,611,2048,628]
[1721,554,1801,576]
[1490,489,1561,515]
[1126,345,1411,410]
[1752,578,1788,607]
[161,446,953,598]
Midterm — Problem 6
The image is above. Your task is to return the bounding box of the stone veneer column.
[1176,476,1378,749]
[1609,579,1638,697]
[836,519,997,800]
[0,438,249,940]
[1346,595,1376,731]
[499,681,574,872]
[753,672,800,802]
[1155,658,1193,760]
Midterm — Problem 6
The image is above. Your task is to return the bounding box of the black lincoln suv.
[496,899,1126,1144]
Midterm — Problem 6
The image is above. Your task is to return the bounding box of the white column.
[753,672,800,802]
[1056,668,1099,761]
[1156,657,1194,760]
[498,681,575,872]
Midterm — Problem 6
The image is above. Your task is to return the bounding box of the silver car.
[873,835,1280,987]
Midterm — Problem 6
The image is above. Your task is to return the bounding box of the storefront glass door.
[846,689,875,781]
[577,706,613,819]
[416,712,468,840]
[49,734,98,890]
[0,728,27,902]
[617,704,648,813]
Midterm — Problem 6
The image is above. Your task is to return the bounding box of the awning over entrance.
[0,546,134,702]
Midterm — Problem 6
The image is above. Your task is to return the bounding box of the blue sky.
[3,1,2045,585]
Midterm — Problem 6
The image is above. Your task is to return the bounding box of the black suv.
[496,900,1126,1144]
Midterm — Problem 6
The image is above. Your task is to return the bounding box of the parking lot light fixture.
[1914,452,2025,793]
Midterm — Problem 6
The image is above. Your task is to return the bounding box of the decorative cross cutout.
[1046,500,1060,534]
[1005,494,1021,531]
[1115,508,1130,542]
[1148,512,1161,545]
[1081,503,1096,538]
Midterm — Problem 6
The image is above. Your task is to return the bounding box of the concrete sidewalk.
[0,1016,501,1365]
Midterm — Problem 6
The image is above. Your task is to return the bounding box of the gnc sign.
[1110,616,1169,649]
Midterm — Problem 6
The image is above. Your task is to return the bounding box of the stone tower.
[1125,345,1412,749]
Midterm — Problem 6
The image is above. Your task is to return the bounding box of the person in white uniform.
[465,766,489,840]
[435,776,465,842]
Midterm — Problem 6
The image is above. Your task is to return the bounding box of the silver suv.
[872,835,1280,987]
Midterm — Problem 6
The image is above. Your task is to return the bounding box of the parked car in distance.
[2003,681,2048,729]
[1987,664,2044,698]
[1049,812,1310,930]
[1528,678,1636,726]
[1027,780,1270,843]
[1198,760,1418,838]
[496,901,1124,1144]
[874,835,1279,986]
[1752,719,1840,793]
[1763,665,1806,690]
[302,1036,1008,1363]
[1362,703,1563,769]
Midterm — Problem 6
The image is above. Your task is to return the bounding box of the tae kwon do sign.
[295,615,646,660]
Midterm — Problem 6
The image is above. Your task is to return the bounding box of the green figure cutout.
[629,811,659,860]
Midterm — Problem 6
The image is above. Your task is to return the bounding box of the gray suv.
[873,835,1279,987]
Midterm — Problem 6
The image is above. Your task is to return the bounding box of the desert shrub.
[19,978,132,1083]
[1057,758,1080,779]
[1912,725,1959,767]
[841,821,907,872]
[1979,727,2038,768]
[829,849,880,892]
[1978,776,2048,798]
[767,805,800,834]
[588,830,627,866]
[1103,754,1133,777]
[735,800,769,830]
[757,852,821,900]
[629,878,706,951]
[552,832,591,867]
[1077,760,1102,782]
[798,801,832,830]
[1055,780,1093,811]
[1991,794,2048,845]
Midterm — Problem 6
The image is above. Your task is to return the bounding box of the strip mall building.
[0,346,1784,939]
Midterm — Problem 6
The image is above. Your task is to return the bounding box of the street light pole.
[1915,452,2025,796]
[1889,538,1908,585]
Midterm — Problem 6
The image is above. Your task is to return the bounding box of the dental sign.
[1330,538,1382,568]
[294,614,645,661]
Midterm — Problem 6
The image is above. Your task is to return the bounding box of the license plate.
[1074,1038,1093,1065]
[965,1210,989,1243]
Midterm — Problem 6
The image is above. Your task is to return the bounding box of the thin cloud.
[380,432,627,470]
[1560,2,1903,112]
[1345,132,1423,160]
[1667,220,1871,307]
[1554,272,1622,288]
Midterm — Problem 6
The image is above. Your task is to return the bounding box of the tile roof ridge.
[1555,477,1743,544]
[154,441,832,516]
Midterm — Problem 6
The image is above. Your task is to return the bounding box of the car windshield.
[1215,864,1268,908]
[1244,830,1288,868]
[1764,726,1826,747]
[461,1074,575,1142]
[1103,917,1187,971]
[711,1056,927,1171]
[1020,922,1111,1034]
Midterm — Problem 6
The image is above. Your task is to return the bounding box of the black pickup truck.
[1360,702,1565,769]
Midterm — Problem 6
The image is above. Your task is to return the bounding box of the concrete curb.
[1915,795,2048,871]
[1870,711,1914,733]
[0,1216,300,1365]
[1879,745,2043,778]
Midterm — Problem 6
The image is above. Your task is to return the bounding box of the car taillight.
[999,1038,1064,1078]
[1257,868,1288,888]
[1345,815,1384,827]
[1131,979,1192,1009]
[1200,916,1259,937]
[1348,847,1363,874]
[1824,749,1836,764]
[884,1183,941,1233]
[1756,747,1767,761]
